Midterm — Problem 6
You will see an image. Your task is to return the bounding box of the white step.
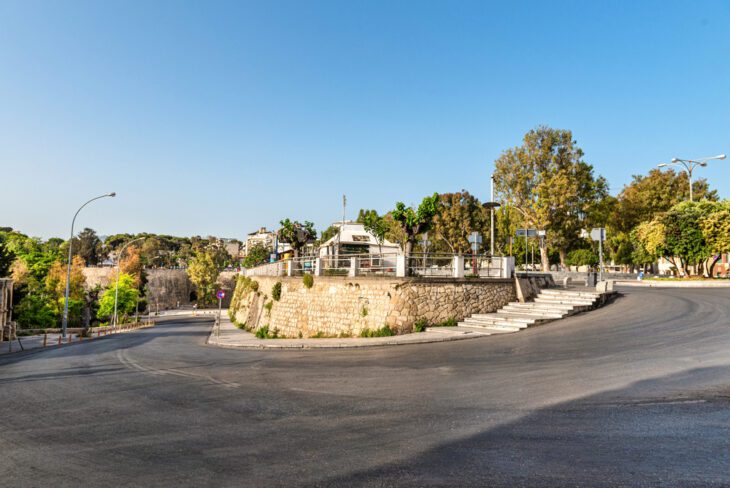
[500,306,565,319]
[535,297,595,306]
[540,289,600,299]
[497,308,565,320]
[471,314,536,324]
[505,303,575,313]
[462,318,527,330]
[428,326,491,336]
[457,323,519,333]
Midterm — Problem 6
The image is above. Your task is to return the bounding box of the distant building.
[222,239,242,259]
[244,227,275,256]
[318,221,401,257]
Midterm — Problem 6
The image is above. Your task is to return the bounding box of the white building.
[318,221,401,257]
[244,227,275,256]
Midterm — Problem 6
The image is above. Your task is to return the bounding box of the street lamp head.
[717,154,727,160]
[483,202,501,209]
[108,192,117,197]
[670,158,679,163]
[700,162,708,167]
[657,163,668,168]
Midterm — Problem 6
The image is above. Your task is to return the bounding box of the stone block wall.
[229,275,517,338]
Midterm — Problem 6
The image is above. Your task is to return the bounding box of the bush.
[250,280,259,292]
[255,324,279,339]
[413,319,428,333]
[566,248,598,267]
[360,326,395,337]
[360,306,368,317]
[302,274,314,289]
[272,282,282,301]
[264,301,273,312]
[436,317,457,327]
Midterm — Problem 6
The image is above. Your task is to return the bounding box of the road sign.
[468,232,482,244]
[216,290,225,300]
[590,228,606,242]
[516,229,538,238]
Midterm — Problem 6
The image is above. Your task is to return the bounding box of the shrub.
[302,274,314,289]
[250,280,259,292]
[413,319,428,333]
[360,326,395,337]
[566,248,598,267]
[255,325,269,339]
[436,317,457,327]
[255,325,279,339]
[264,301,273,312]
[272,282,282,301]
[360,306,368,317]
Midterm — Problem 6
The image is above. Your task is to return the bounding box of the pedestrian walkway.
[0,322,155,356]
[207,315,486,350]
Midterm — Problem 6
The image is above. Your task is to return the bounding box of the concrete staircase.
[456,289,602,336]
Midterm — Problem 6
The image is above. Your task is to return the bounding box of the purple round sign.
[216,290,225,299]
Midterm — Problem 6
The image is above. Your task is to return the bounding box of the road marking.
[116,349,240,388]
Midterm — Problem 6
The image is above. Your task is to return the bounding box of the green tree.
[361,210,389,255]
[243,242,270,268]
[613,168,717,233]
[97,274,139,321]
[15,293,57,329]
[662,201,714,276]
[319,225,339,244]
[277,219,317,257]
[493,126,607,271]
[700,201,730,276]
[0,239,14,277]
[566,248,598,267]
[390,193,439,258]
[432,191,488,254]
[187,250,221,306]
[73,227,104,265]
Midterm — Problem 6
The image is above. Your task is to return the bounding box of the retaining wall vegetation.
[229,275,518,338]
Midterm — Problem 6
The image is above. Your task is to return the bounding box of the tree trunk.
[708,255,721,277]
[539,240,549,272]
[558,249,567,270]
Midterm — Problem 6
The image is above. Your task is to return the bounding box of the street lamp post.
[657,154,726,202]
[62,192,116,339]
[113,237,144,329]
[484,174,501,257]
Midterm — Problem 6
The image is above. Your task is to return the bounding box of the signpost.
[515,229,544,274]
[590,228,606,282]
[216,290,225,338]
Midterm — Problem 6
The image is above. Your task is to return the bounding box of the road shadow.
[314,365,730,487]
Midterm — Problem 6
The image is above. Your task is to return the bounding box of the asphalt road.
[1,286,730,487]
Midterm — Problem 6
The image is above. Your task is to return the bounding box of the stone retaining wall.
[229,275,517,338]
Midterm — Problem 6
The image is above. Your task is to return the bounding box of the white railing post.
[396,255,406,277]
[453,255,465,278]
[349,257,358,277]
[287,260,293,277]
[314,258,322,277]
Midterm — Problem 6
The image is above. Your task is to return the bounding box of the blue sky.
[1,0,728,239]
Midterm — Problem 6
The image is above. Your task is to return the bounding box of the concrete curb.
[616,280,730,288]
[205,317,488,350]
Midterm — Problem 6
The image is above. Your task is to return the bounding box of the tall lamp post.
[484,174,501,256]
[62,192,116,339]
[113,237,144,328]
[657,154,725,202]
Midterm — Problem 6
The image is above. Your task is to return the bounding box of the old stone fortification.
[229,275,517,338]
[81,268,237,310]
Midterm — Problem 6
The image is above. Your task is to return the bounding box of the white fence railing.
[242,254,515,279]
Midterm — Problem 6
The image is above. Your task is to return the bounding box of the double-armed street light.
[484,174,501,256]
[113,237,144,329]
[657,154,726,202]
[62,192,116,339]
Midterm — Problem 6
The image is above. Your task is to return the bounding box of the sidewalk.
[207,315,488,350]
[0,323,155,357]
